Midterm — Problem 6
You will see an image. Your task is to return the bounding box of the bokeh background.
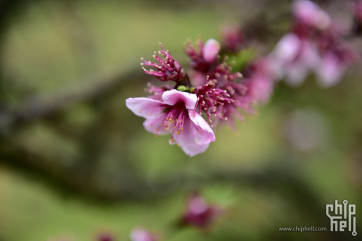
[0,0,361,240]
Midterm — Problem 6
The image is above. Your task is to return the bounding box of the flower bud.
[202,39,220,63]
[181,192,224,229]
[130,228,159,241]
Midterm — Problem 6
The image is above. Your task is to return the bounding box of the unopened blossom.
[184,38,220,73]
[181,192,224,230]
[220,24,245,53]
[130,228,159,241]
[203,39,221,63]
[126,89,215,156]
[95,231,116,241]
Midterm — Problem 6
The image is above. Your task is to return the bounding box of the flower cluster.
[126,38,274,156]
[269,0,358,87]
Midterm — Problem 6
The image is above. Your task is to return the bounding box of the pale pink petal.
[272,34,300,63]
[130,228,157,241]
[315,52,345,88]
[188,110,215,145]
[162,90,197,109]
[143,115,169,135]
[202,39,220,63]
[293,0,320,24]
[301,41,321,69]
[293,0,330,29]
[173,118,210,157]
[126,97,167,119]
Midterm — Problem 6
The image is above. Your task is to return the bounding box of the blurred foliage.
[0,0,361,241]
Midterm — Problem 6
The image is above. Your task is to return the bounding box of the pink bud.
[182,192,224,229]
[130,228,159,241]
[202,39,220,63]
[95,230,116,241]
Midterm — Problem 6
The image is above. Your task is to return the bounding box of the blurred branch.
[0,66,144,131]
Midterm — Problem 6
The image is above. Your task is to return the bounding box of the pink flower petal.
[162,90,197,109]
[272,34,300,63]
[202,39,220,63]
[143,116,170,135]
[293,0,331,29]
[315,52,345,87]
[188,110,215,145]
[173,118,211,157]
[126,97,167,119]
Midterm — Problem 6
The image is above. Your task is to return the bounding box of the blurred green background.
[0,0,361,240]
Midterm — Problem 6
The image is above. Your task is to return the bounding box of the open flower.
[126,89,215,156]
[269,33,320,86]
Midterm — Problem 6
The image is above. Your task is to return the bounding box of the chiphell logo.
[326,200,357,236]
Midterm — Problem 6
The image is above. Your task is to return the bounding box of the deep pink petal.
[126,97,167,119]
[202,39,220,63]
[162,90,197,109]
[188,110,215,145]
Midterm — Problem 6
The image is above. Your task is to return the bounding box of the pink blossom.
[184,38,220,73]
[182,192,224,229]
[126,90,215,156]
[270,33,320,86]
[292,0,331,31]
[315,46,356,87]
[130,228,159,241]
